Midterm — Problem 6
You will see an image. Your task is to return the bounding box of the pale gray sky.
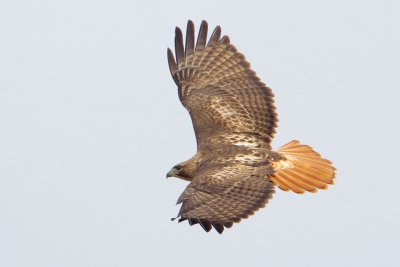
[1,0,399,266]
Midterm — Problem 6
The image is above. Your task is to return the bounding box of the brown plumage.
[166,20,336,234]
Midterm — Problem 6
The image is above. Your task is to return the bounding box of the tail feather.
[270,140,336,194]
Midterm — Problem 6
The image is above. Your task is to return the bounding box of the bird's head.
[166,163,193,181]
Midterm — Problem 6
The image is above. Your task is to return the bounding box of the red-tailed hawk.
[166,20,335,234]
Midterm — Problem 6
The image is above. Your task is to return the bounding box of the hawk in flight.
[166,20,335,234]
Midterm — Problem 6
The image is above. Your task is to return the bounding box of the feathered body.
[166,20,335,234]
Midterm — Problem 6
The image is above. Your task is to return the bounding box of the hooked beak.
[166,169,176,178]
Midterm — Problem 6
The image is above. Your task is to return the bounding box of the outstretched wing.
[174,163,275,234]
[167,20,278,146]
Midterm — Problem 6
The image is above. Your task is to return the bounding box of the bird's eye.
[175,165,182,171]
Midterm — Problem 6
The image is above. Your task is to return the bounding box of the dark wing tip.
[171,20,224,70]
[207,25,221,46]
[174,27,184,65]
[221,35,230,44]
[188,218,199,226]
[199,219,212,232]
[167,48,178,84]
[212,223,224,234]
[167,48,177,73]
[223,222,233,228]
[175,26,182,35]
[175,217,227,234]
[196,20,208,51]
[178,217,187,223]
[185,20,195,57]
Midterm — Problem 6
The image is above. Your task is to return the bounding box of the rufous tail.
[270,140,336,194]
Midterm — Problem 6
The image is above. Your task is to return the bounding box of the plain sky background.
[1,0,399,266]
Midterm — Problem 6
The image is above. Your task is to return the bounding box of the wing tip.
[212,223,224,234]
[174,26,184,65]
[185,20,195,57]
[167,48,178,84]
[207,25,222,46]
[174,216,227,234]
[195,20,209,51]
